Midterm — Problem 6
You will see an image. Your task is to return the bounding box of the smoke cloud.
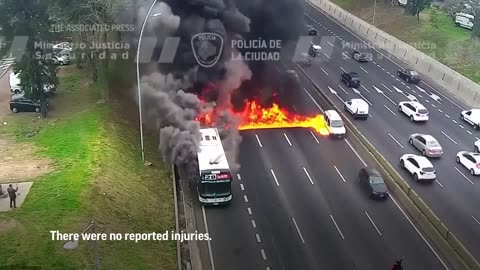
[130,0,304,180]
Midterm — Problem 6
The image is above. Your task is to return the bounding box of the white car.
[52,42,72,51]
[475,140,480,153]
[456,151,480,176]
[460,109,480,129]
[398,101,429,122]
[324,110,346,138]
[344,98,369,119]
[400,154,436,182]
[51,54,69,65]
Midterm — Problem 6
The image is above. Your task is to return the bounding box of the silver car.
[408,134,443,157]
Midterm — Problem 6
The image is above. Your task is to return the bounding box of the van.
[9,71,21,94]
[344,98,369,119]
[455,13,474,30]
[324,110,346,138]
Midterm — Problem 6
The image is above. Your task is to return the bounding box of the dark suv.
[340,72,360,88]
[306,25,317,35]
[358,168,389,200]
[10,94,47,113]
[397,68,421,83]
[352,50,372,62]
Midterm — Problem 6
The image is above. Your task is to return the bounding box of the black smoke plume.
[129,0,304,180]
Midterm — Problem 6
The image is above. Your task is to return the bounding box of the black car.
[340,72,360,88]
[307,25,317,35]
[10,94,47,113]
[351,50,372,62]
[358,168,389,199]
[397,69,421,83]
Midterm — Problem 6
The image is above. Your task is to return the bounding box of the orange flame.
[197,99,329,135]
[238,100,329,135]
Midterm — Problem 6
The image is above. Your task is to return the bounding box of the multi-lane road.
[188,1,480,269]
[300,0,480,262]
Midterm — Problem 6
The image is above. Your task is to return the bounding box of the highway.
[199,69,448,269]
[301,0,480,261]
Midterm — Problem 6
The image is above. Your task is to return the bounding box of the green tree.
[429,6,442,29]
[0,0,57,118]
[405,0,433,21]
[472,6,480,39]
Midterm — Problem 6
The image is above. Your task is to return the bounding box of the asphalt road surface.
[301,0,480,261]
[200,66,449,269]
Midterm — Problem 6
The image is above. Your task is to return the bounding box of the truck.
[196,128,233,205]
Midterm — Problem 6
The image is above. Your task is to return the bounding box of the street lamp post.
[63,220,101,270]
[136,0,161,162]
[373,0,377,25]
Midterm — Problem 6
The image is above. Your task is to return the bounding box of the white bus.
[196,128,233,205]
[455,13,474,30]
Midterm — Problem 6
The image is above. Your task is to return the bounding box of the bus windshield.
[199,182,231,197]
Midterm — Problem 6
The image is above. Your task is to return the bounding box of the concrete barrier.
[307,0,480,109]
[296,64,479,270]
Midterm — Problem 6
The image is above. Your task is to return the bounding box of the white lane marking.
[244,195,249,203]
[252,220,257,228]
[342,52,350,59]
[327,41,334,46]
[360,66,368,73]
[247,207,252,215]
[384,105,397,116]
[256,233,262,243]
[454,167,474,185]
[406,85,411,89]
[334,166,346,183]
[237,173,242,180]
[425,100,430,103]
[441,131,457,144]
[388,133,404,148]
[381,67,385,71]
[401,82,406,86]
[320,67,328,75]
[358,93,373,106]
[396,78,400,81]
[420,82,465,110]
[372,61,376,64]
[310,130,320,144]
[345,139,368,167]
[304,88,324,113]
[386,71,391,75]
[340,66,347,73]
[330,214,345,240]
[382,83,393,93]
[361,85,370,93]
[438,109,443,113]
[202,206,216,270]
[459,124,465,129]
[303,167,315,185]
[338,85,349,95]
[270,169,280,186]
[445,114,451,119]
[365,211,382,236]
[376,64,381,68]
[435,180,444,188]
[324,53,331,59]
[283,133,292,146]
[473,216,480,225]
[240,184,245,191]
[431,104,436,108]
[389,195,449,269]
[292,218,306,244]
[261,249,267,260]
[392,85,403,93]
[467,130,473,135]
[255,134,263,148]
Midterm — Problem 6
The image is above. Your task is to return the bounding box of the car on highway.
[358,168,389,199]
[344,98,369,119]
[324,110,346,138]
[351,50,372,62]
[309,42,321,57]
[400,154,436,182]
[474,139,480,153]
[397,69,421,84]
[306,25,317,35]
[340,72,360,88]
[9,93,47,113]
[460,109,480,129]
[398,101,429,122]
[456,151,480,176]
[408,134,443,157]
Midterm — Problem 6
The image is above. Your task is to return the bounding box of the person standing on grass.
[7,184,18,208]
